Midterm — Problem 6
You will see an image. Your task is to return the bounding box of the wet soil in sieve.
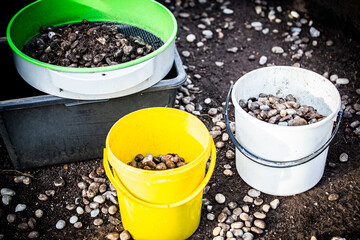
[1,0,360,239]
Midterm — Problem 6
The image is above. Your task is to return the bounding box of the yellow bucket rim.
[105,107,211,177]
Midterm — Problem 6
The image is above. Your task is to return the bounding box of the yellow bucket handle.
[103,137,216,209]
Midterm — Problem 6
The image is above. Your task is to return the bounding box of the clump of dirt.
[22,19,157,68]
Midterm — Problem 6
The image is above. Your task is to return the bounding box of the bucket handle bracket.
[224,84,343,168]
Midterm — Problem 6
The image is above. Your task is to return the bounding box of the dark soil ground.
[1,0,359,240]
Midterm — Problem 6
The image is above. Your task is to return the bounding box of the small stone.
[223,8,234,15]
[233,208,242,216]
[23,177,32,185]
[271,46,284,54]
[259,56,267,65]
[254,212,266,219]
[330,74,338,82]
[248,55,256,61]
[185,104,195,112]
[7,214,16,223]
[73,222,82,229]
[120,230,131,240]
[243,232,254,240]
[106,232,120,240]
[290,10,300,19]
[76,206,84,215]
[35,209,44,218]
[93,218,103,226]
[231,221,244,229]
[2,195,11,205]
[15,204,26,212]
[213,226,221,236]
[1,188,16,196]
[38,193,48,201]
[248,189,261,198]
[223,169,233,176]
[55,220,66,230]
[202,30,213,39]
[208,108,218,115]
[14,176,25,183]
[186,34,196,43]
[215,61,224,67]
[213,236,224,240]
[69,216,78,224]
[270,199,280,209]
[204,98,212,104]
[28,217,36,229]
[225,150,235,159]
[261,204,271,212]
[96,166,105,176]
[45,190,55,197]
[77,182,87,190]
[339,153,349,162]
[182,51,191,58]
[207,213,215,220]
[309,27,320,37]
[326,40,334,46]
[336,78,349,85]
[90,208,100,218]
[242,205,250,213]
[218,212,228,223]
[289,116,307,126]
[227,47,238,53]
[54,178,65,187]
[254,198,264,206]
[254,219,266,229]
[210,130,222,139]
[108,205,118,215]
[215,193,226,204]
[239,212,250,221]
[243,195,253,203]
[328,193,339,201]
[94,195,106,204]
[251,226,264,234]
[109,216,121,225]
[28,231,40,239]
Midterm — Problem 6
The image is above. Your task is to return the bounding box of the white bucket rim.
[231,66,341,131]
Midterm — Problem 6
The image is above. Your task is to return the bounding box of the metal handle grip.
[224,84,343,168]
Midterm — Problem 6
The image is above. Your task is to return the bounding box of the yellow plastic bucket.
[103,141,216,240]
[104,107,213,203]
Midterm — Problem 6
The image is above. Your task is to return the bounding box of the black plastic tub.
[0,50,186,169]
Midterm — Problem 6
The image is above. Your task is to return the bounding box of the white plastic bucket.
[225,66,342,196]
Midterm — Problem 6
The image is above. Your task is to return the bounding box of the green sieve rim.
[6,0,177,73]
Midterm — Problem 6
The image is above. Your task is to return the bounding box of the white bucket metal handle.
[224,84,343,168]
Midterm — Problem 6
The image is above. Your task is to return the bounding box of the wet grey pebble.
[55,220,66,230]
[7,214,16,223]
[1,188,16,196]
[259,56,267,65]
[339,153,349,162]
[15,204,27,212]
[28,231,40,239]
[207,213,215,220]
[215,193,226,204]
[69,216,78,224]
